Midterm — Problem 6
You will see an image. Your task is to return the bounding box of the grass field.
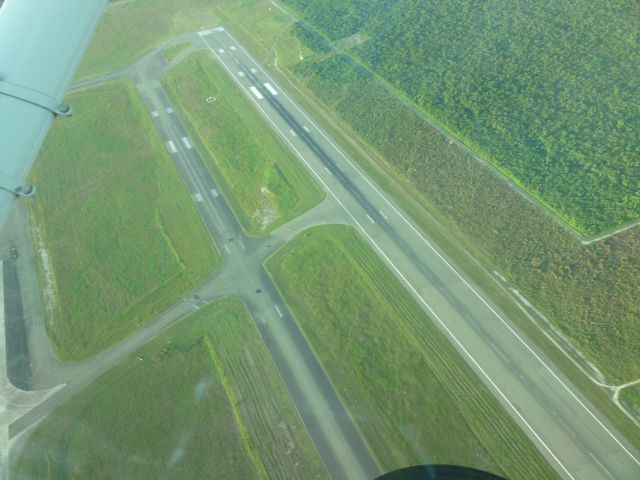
[12,298,327,479]
[162,50,324,235]
[266,225,558,479]
[76,0,222,80]
[163,42,191,63]
[28,79,220,361]
[620,385,640,418]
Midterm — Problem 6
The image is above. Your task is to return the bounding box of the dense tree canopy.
[283,0,640,235]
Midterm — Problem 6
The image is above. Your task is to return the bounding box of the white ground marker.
[274,305,284,318]
[249,86,264,99]
[166,140,177,153]
[303,125,310,133]
[181,136,193,149]
[192,193,204,203]
[263,82,278,95]
[166,107,173,114]
[210,188,219,198]
[238,71,245,77]
[250,67,257,73]
[198,29,211,36]
[229,45,237,51]
[218,48,225,54]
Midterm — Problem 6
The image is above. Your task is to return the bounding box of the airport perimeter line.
[218,28,640,468]
[201,35,575,479]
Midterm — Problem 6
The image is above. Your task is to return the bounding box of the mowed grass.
[163,42,191,63]
[163,51,324,235]
[12,298,327,479]
[29,79,220,361]
[76,0,222,80]
[266,225,558,479]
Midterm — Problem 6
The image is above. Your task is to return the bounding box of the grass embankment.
[163,42,191,63]
[76,0,222,79]
[266,225,558,479]
[12,298,327,480]
[29,79,220,361]
[162,51,324,235]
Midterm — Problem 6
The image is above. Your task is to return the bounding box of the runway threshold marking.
[206,40,577,476]
[166,140,177,154]
[181,136,194,149]
[274,305,284,318]
[151,110,159,118]
[249,86,264,100]
[218,31,640,471]
[198,29,211,36]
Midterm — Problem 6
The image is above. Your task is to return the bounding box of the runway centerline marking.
[589,453,615,480]
[274,305,284,318]
[366,214,375,224]
[379,210,388,220]
[324,167,332,176]
[217,28,640,469]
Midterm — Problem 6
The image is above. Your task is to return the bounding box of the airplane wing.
[0,0,108,232]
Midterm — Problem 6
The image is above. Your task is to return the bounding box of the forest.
[283,0,640,235]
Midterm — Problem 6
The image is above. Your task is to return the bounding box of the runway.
[195,27,640,480]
